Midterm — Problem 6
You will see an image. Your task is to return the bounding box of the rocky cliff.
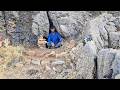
[0,11,120,79]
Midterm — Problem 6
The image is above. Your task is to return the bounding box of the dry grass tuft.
[0,45,25,74]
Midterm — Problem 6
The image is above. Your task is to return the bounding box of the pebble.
[115,74,120,79]
[52,60,65,65]
[31,60,40,65]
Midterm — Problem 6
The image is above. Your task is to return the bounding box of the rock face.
[0,11,33,46]
[115,74,120,79]
[97,48,120,79]
[83,41,97,57]
[108,11,120,17]
[1,11,120,79]
[109,32,120,49]
[0,11,5,34]
[70,42,96,79]
[112,52,120,78]
[32,11,49,37]
[86,13,117,52]
[2,11,19,35]
[97,49,117,79]
[48,11,92,38]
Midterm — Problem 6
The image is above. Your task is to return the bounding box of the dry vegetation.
[0,45,25,78]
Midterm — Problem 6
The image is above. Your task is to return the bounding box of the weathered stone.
[70,42,95,79]
[108,11,120,17]
[87,13,116,51]
[48,11,91,38]
[0,11,5,34]
[97,49,117,79]
[2,11,19,36]
[32,11,49,37]
[115,74,120,79]
[26,69,39,76]
[97,48,120,79]
[83,41,97,57]
[109,32,120,49]
[52,60,65,65]
[112,52,120,78]
[31,60,40,65]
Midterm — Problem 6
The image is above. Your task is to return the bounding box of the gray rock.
[109,32,120,49]
[87,13,116,51]
[3,11,19,35]
[108,11,120,17]
[32,11,49,37]
[70,42,95,79]
[0,11,5,34]
[97,49,117,79]
[52,60,65,65]
[83,41,97,57]
[88,11,105,17]
[31,60,40,65]
[48,11,91,38]
[112,52,120,78]
[115,74,120,79]
[26,69,39,76]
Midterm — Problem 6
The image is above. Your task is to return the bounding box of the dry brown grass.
[0,45,25,77]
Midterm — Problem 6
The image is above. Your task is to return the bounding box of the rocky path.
[0,40,77,79]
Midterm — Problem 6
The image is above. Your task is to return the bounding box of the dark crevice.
[104,26,111,48]
[103,69,113,79]
[93,56,98,79]
[107,32,111,48]
[2,11,8,36]
[46,11,54,31]
[46,11,64,39]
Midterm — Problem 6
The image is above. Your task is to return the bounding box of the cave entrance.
[45,11,63,48]
[46,11,55,34]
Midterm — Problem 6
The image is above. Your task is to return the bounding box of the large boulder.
[3,11,19,35]
[108,11,120,17]
[70,42,96,79]
[97,48,120,79]
[0,11,5,34]
[86,13,117,51]
[32,11,49,37]
[11,11,33,46]
[48,11,92,38]
[112,52,120,78]
[97,49,117,79]
[83,41,97,57]
[109,32,120,49]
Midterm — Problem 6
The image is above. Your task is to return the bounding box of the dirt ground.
[0,39,78,79]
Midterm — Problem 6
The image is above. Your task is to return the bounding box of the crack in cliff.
[2,11,8,36]
[104,26,111,48]
[93,56,98,79]
[46,11,54,30]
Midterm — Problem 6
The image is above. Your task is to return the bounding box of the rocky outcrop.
[48,11,92,38]
[85,13,117,52]
[70,41,96,79]
[2,11,19,35]
[97,48,120,79]
[32,11,49,37]
[112,52,120,78]
[109,32,120,49]
[1,11,120,79]
[97,49,117,79]
[11,11,33,46]
[108,11,120,17]
[0,11,5,33]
